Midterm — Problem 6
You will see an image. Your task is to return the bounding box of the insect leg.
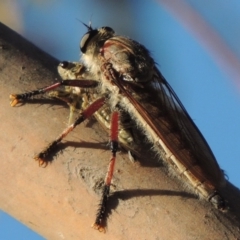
[93,111,119,232]
[10,80,98,106]
[35,97,105,167]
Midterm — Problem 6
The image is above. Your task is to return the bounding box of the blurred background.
[0,0,240,239]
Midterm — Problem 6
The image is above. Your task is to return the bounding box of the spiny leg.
[92,111,119,232]
[35,97,105,167]
[10,79,98,106]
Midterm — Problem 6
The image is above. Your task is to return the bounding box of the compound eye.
[102,26,115,34]
[59,61,69,69]
[80,29,98,53]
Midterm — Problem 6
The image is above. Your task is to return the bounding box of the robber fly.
[10,25,226,231]
[55,61,140,156]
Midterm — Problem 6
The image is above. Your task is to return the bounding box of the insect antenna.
[76,18,93,31]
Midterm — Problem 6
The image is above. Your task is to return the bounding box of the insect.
[55,61,141,156]
[10,25,226,232]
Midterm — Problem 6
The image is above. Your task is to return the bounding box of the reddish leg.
[10,79,98,106]
[93,111,119,232]
[35,97,105,167]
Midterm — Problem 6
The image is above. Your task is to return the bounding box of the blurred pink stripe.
[158,0,240,89]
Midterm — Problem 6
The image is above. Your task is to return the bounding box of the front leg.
[10,79,98,106]
[35,97,106,167]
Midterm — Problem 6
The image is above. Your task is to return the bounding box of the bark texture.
[0,22,240,240]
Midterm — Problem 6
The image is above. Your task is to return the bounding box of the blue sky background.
[0,0,240,239]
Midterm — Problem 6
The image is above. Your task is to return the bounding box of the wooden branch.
[0,22,240,239]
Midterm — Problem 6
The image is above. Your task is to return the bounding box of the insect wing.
[150,70,223,187]
[101,37,224,190]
